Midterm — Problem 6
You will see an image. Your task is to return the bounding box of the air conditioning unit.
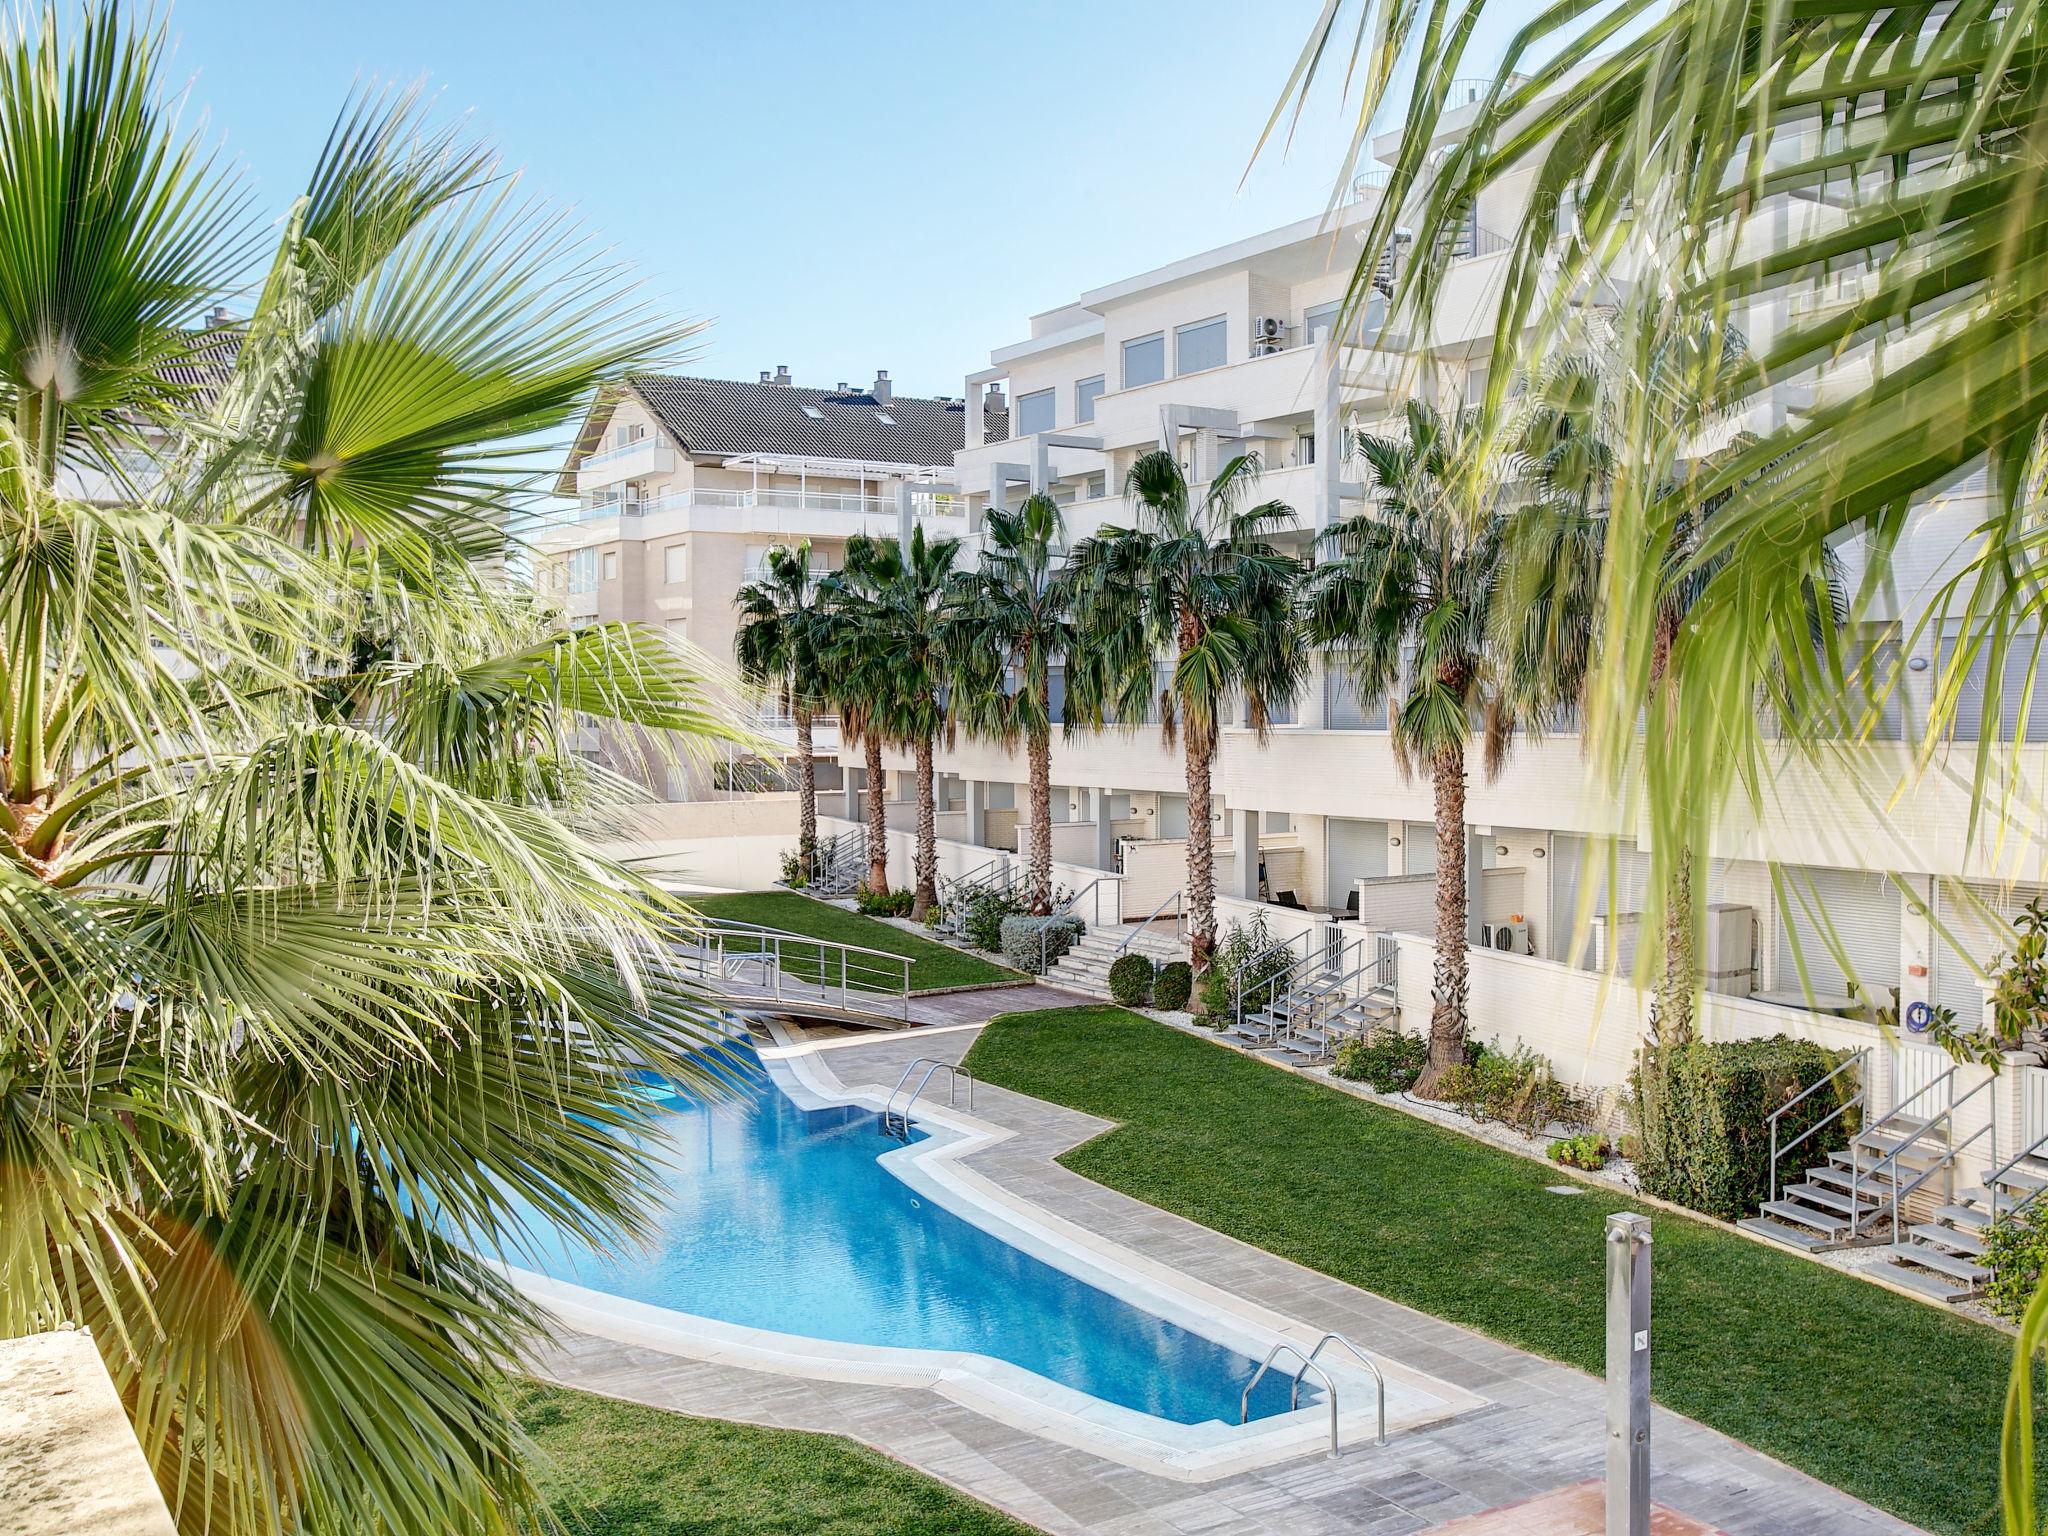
[1251,315,1287,355]
[1480,919,1531,954]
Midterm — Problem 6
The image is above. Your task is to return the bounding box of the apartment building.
[828,124,2048,1296]
[538,368,987,793]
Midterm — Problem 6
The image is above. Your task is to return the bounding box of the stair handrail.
[1036,877,1111,973]
[1238,1342,1343,1460]
[1232,929,1314,1036]
[1850,1062,1958,1241]
[1117,888,1183,953]
[1298,1333,1387,1447]
[1878,1073,1994,1246]
[1767,1046,1869,1206]
[1988,1125,2048,1225]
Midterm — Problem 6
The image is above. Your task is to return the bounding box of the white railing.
[570,487,966,523]
[670,916,912,1023]
[584,436,662,466]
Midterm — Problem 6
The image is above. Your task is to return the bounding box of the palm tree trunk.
[794,706,817,882]
[911,733,937,922]
[863,734,888,893]
[1026,716,1053,916]
[1648,611,1697,1044]
[1185,721,1216,970]
[1415,739,1469,1097]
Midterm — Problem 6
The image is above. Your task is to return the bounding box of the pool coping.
[500,1019,1485,1482]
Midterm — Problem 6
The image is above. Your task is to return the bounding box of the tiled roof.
[160,326,240,406]
[608,374,981,469]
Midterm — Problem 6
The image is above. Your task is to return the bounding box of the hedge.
[1152,961,1193,1011]
[999,914,1083,974]
[1632,1036,1856,1221]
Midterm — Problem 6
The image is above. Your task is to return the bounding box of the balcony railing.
[584,436,660,466]
[566,488,966,525]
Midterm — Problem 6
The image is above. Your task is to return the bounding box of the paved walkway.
[529,1019,1927,1536]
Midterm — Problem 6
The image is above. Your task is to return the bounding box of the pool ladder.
[880,1057,975,1140]
[1238,1331,1387,1459]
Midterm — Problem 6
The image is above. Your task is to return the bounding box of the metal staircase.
[810,831,866,896]
[1226,931,1398,1063]
[1744,1053,2025,1302]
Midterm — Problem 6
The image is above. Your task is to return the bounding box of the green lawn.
[963,1005,2038,1536]
[688,890,1020,993]
[516,1383,1034,1535]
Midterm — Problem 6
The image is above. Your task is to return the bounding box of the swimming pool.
[504,1041,1305,1425]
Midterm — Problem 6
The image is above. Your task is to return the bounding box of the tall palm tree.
[0,13,751,1535]
[1271,0,2048,1006]
[735,540,829,881]
[1066,451,1304,968]
[1305,400,1578,1093]
[828,526,960,919]
[944,494,1075,914]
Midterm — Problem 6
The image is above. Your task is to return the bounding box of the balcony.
[533,487,967,547]
[576,437,676,492]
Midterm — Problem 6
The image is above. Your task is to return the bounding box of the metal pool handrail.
[1299,1333,1386,1447]
[1239,1342,1342,1460]
[882,1056,975,1136]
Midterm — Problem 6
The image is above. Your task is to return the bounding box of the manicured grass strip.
[688,890,1021,993]
[516,1383,1036,1536]
[963,1005,2040,1536]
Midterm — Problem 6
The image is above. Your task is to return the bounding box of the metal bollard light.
[1605,1212,1652,1536]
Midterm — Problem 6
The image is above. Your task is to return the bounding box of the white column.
[1233,806,1262,901]
[966,779,987,847]
[1095,789,1116,871]
[842,767,860,821]
[895,480,914,546]
[1316,353,1341,533]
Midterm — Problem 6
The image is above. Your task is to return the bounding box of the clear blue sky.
[158,0,1467,400]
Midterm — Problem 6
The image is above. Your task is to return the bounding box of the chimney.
[985,383,1006,412]
[759,369,772,384]
[836,381,849,394]
[207,304,232,327]
[773,364,791,387]
[871,369,892,403]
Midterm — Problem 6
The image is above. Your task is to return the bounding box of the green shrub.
[1547,1132,1611,1171]
[1152,961,1193,1011]
[1431,1041,1586,1137]
[1630,1036,1856,1221]
[778,848,808,888]
[1108,953,1155,1006]
[963,889,1022,951]
[854,884,913,918]
[1196,916,1293,1019]
[1985,1208,2048,1321]
[1332,1030,1428,1092]
[1000,914,1082,974]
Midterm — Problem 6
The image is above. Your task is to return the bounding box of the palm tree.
[1305,400,1578,1093]
[828,526,960,919]
[735,540,829,881]
[944,494,1074,914]
[0,13,751,1535]
[1065,451,1304,968]
[1271,0,2048,1009]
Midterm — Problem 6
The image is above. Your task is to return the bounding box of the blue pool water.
[505,1046,1304,1425]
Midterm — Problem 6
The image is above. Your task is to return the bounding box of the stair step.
[1759,1199,1854,1238]
[1875,1257,1979,1302]
[1995,1164,2048,1193]
[1738,1216,1837,1252]
[1784,1181,1866,1216]
[1809,1161,1898,1196]
[1890,1243,1988,1284]
[1909,1221,1987,1257]
[1935,1202,1992,1232]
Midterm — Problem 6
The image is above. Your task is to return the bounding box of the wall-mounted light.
[1388,835,1402,848]
[1533,847,1546,858]
[1908,655,1930,672]
[1495,844,1510,857]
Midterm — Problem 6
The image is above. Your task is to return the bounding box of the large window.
[664,542,688,584]
[567,549,597,595]
[1175,315,1228,375]
[600,550,618,582]
[1075,374,1105,423]
[1304,301,1342,342]
[1122,333,1165,389]
[1016,387,1056,437]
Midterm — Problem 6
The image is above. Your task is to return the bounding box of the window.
[1016,387,1055,437]
[1304,301,1342,342]
[600,551,618,582]
[800,404,824,419]
[666,618,689,644]
[1075,375,1105,423]
[1175,315,1228,375]
[663,542,688,584]
[1295,432,1316,466]
[875,410,895,425]
[1084,472,1107,500]
[567,549,597,595]
[613,422,645,449]
[1122,333,1165,389]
